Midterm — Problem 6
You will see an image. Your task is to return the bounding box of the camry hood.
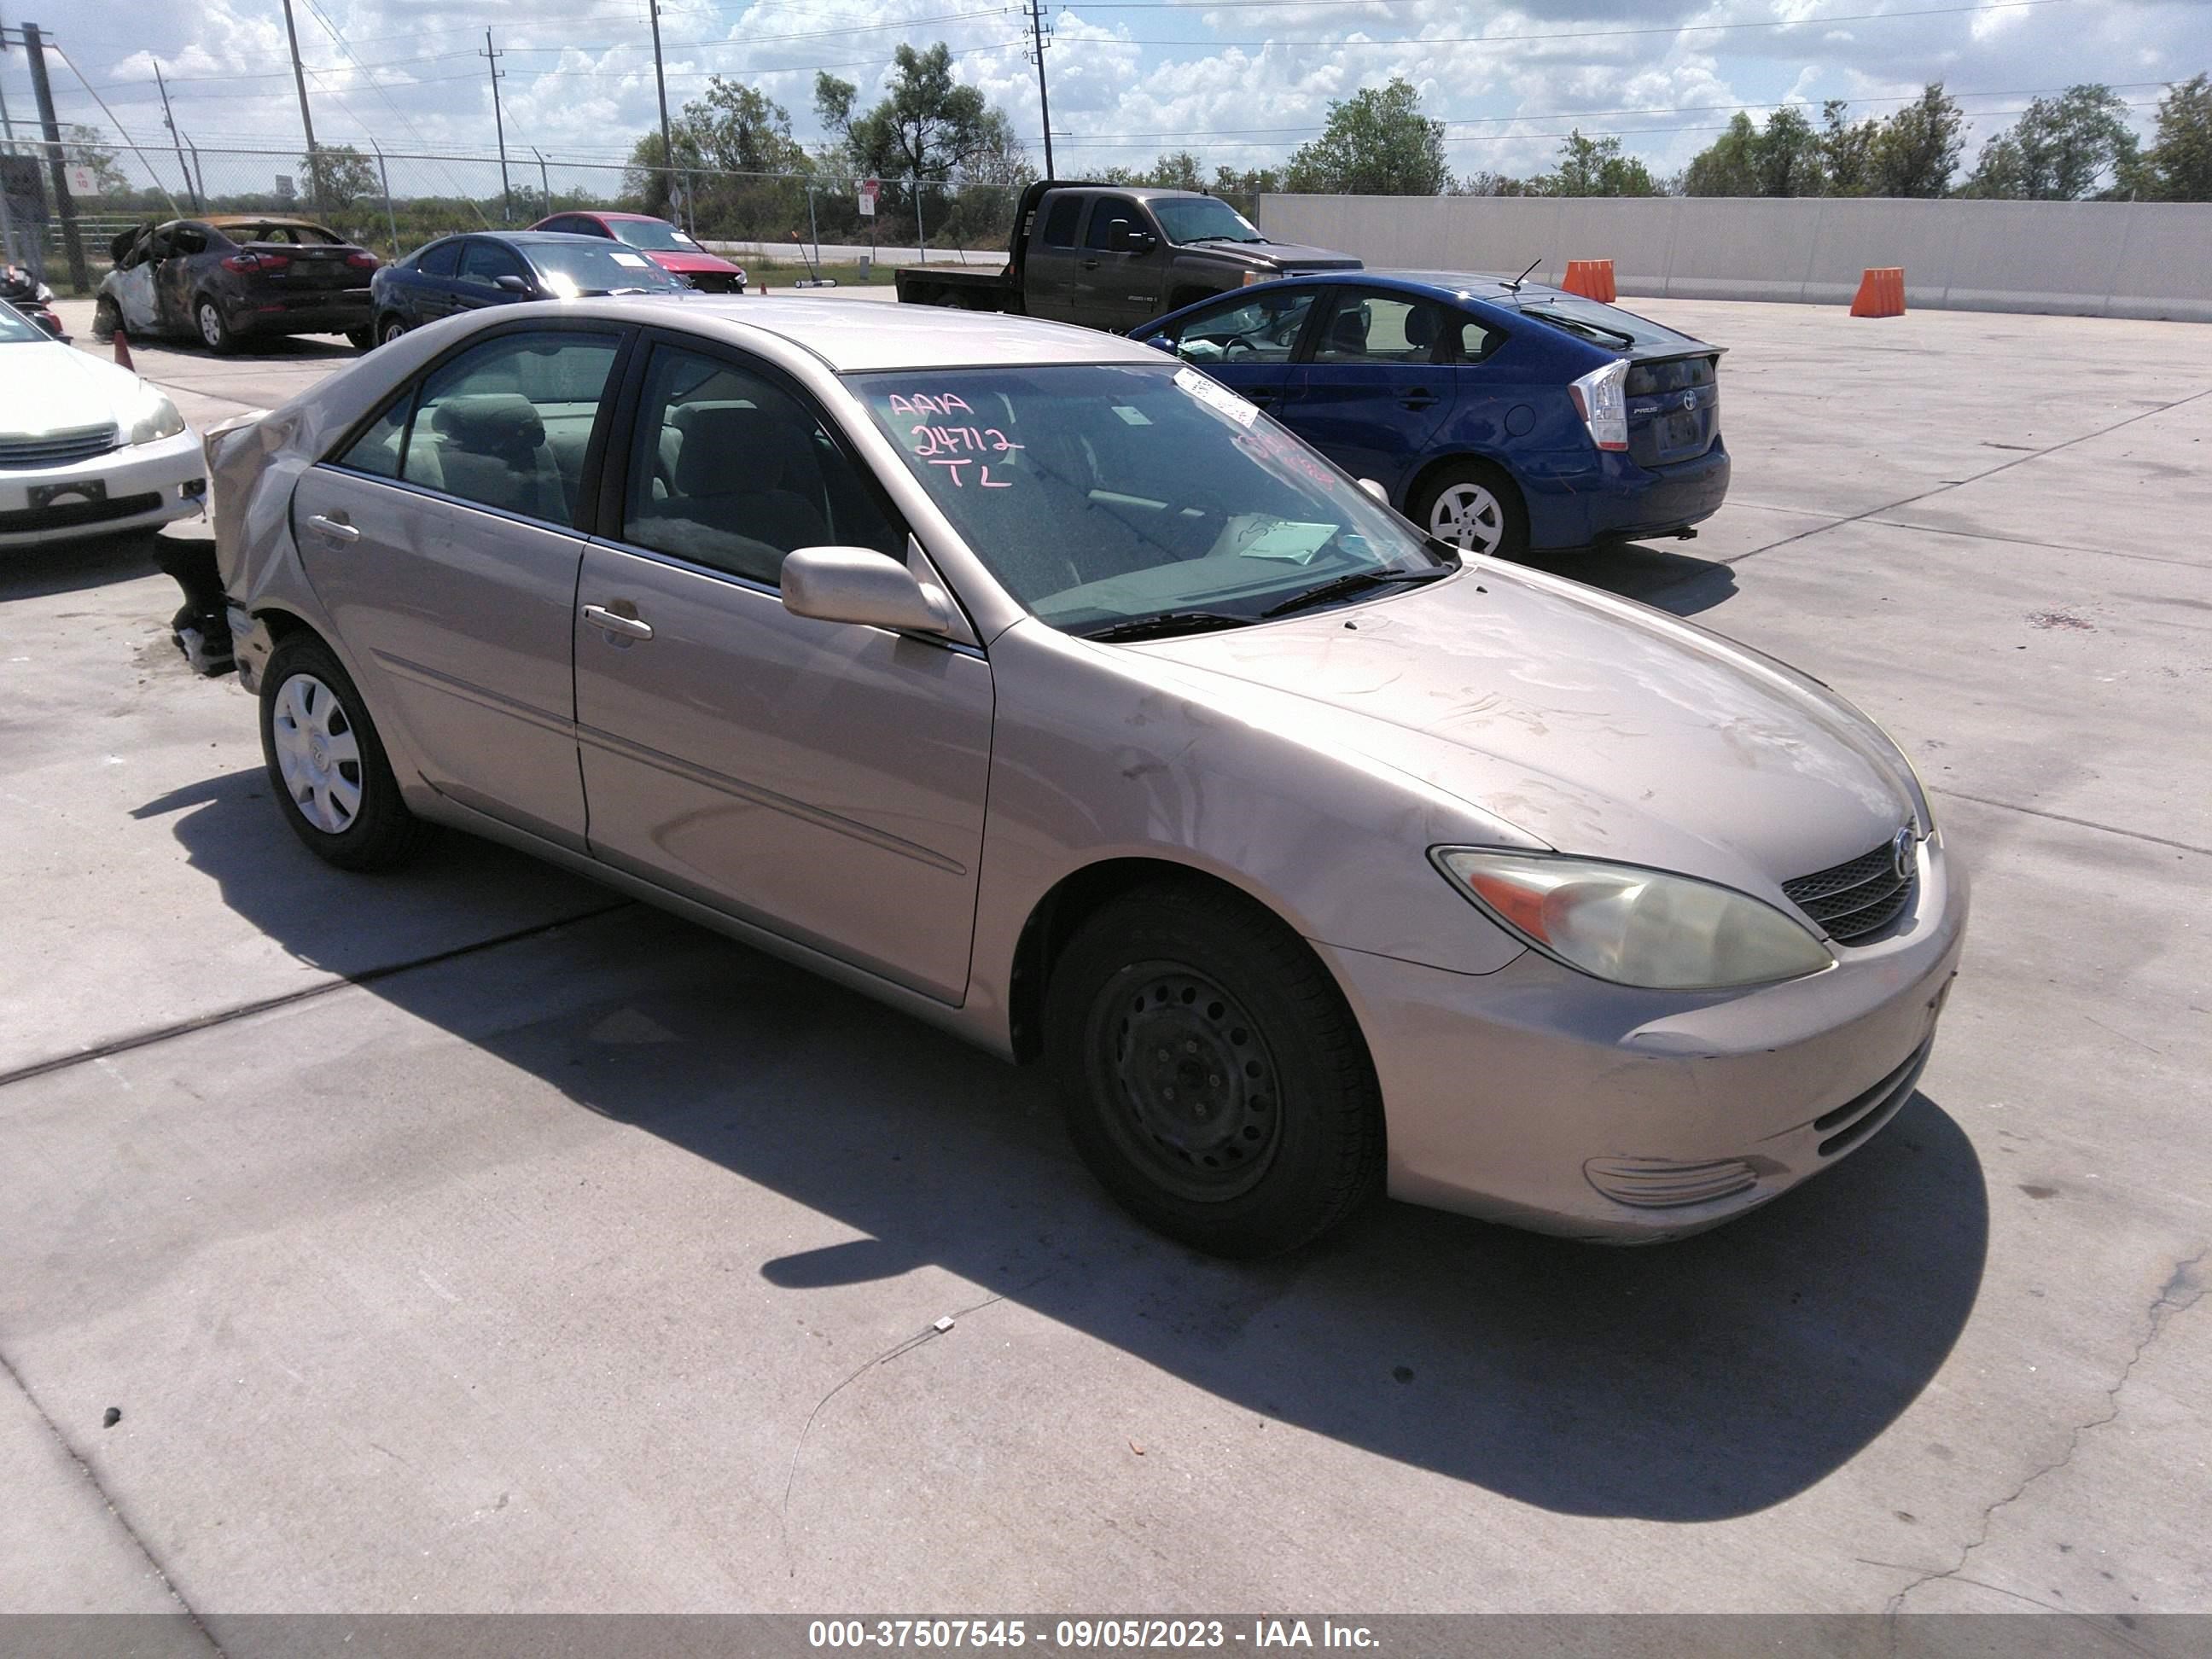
[1140,562,1920,899]
[0,342,148,436]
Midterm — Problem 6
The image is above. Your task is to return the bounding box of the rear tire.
[346,325,376,352]
[1045,882,1384,1257]
[195,294,239,355]
[378,314,407,347]
[1409,458,1528,559]
[259,635,435,872]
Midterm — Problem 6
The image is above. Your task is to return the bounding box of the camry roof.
[546,294,1168,373]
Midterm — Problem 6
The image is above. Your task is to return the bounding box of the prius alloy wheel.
[1412,461,1527,559]
[259,635,433,870]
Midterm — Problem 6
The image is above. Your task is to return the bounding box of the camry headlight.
[130,388,185,445]
[1435,849,1834,990]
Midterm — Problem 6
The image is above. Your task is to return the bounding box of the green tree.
[64,125,129,195]
[1536,130,1658,197]
[623,129,705,218]
[1871,83,1965,197]
[814,44,1022,185]
[684,79,809,177]
[1455,169,1534,196]
[1820,99,1880,195]
[1284,78,1452,195]
[1965,84,2139,199]
[1212,163,1283,199]
[302,143,378,214]
[2133,73,2211,201]
[1681,112,1760,196]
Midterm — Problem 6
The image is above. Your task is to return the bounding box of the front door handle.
[1245,389,1278,406]
[581,602,653,641]
[1400,389,1439,410]
[1080,258,1099,270]
[306,512,359,544]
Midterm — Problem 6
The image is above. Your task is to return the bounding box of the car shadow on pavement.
[0,527,175,602]
[148,779,1987,1525]
[1511,541,1739,619]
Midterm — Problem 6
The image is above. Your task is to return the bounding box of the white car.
[0,300,205,550]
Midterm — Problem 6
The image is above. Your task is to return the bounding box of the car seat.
[423,393,567,522]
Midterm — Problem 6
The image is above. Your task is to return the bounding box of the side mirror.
[1141,332,1173,353]
[782,546,953,637]
[494,273,532,294]
[1357,478,1388,504]
[1109,221,1156,255]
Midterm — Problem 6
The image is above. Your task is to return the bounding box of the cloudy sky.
[13,0,2211,197]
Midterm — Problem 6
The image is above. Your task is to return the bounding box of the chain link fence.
[1,137,1199,294]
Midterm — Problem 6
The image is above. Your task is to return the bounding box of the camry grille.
[0,423,120,469]
[1784,837,1915,945]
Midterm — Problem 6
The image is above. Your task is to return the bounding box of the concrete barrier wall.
[1253,194,2212,322]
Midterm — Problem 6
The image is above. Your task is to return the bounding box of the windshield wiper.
[1074,609,1252,643]
[1259,565,1452,620]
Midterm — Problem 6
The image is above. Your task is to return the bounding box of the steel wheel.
[1088,963,1284,1203]
[1429,480,1507,555]
[270,672,364,835]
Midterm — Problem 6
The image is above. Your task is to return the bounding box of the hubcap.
[199,303,222,346]
[1091,964,1282,1202]
[1431,481,1505,555]
[383,320,405,345]
[271,672,364,835]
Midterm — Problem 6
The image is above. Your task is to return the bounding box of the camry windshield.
[0,303,44,344]
[1151,196,1266,246]
[527,242,685,295]
[850,363,1454,637]
[610,219,701,252]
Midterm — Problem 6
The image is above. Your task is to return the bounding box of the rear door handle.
[1080,258,1099,270]
[1400,389,1439,410]
[306,512,359,544]
[1245,389,1278,406]
[581,602,653,641]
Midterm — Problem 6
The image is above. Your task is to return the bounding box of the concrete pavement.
[0,295,2205,1624]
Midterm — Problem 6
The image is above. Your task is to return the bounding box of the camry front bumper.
[0,429,207,550]
[1320,839,1970,1242]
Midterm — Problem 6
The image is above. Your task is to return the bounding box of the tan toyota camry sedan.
[207,296,1967,1256]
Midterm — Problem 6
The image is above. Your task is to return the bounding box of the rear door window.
[1312,289,1450,364]
[417,240,460,277]
[377,329,623,523]
[1040,195,1082,247]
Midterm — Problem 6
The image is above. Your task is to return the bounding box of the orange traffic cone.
[1850,267,1906,317]
[113,327,134,371]
[1563,259,1616,302]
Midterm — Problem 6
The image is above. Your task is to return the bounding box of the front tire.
[259,635,434,871]
[195,294,239,355]
[378,314,407,347]
[1045,882,1384,1257]
[1410,459,1528,559]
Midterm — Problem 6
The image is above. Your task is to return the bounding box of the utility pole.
[19,23,85,292]
[154,63,199,212]
[480,30,511,222]
[1026,0,1054,180]
[533,145,549,217]
[277,0,318,210]
[647,0,675,221]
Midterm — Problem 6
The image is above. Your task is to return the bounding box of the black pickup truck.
[895,180,1361,334]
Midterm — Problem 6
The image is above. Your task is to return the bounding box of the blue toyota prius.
[1133,271,1730,558]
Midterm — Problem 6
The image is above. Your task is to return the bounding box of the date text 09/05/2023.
[808,1621,1380,1650]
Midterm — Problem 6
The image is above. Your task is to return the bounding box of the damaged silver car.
[206,298,1967,1255]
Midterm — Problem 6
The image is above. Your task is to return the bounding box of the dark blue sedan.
[369,230,688,347]
[1134,272,1730,558]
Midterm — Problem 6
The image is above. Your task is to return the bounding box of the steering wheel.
[1221,337,1257,361]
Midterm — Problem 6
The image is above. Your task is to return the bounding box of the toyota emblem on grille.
[1891,826,1917,882]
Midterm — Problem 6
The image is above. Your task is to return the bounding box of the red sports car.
[527,211,747,293]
